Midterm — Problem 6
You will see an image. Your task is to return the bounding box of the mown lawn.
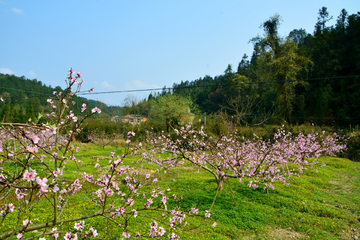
[1,143,359,239]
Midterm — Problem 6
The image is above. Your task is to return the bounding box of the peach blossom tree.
[0,69,203,240]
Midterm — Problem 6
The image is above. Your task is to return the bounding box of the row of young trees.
[0,69,345,239]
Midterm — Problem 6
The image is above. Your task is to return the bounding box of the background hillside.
[0,73,123,123]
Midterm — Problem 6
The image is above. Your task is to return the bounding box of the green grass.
[1,143,359,239]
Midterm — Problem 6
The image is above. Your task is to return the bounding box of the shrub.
[344,131,360,161]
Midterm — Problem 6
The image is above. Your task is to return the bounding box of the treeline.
[0,74,123,123]
[172,7,360,127]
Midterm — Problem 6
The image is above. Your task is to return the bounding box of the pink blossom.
[50,227,58,238]
[23,169,37,182]
[23,219,32,227]
[126,198,134,206]
[15,189,27,199]
[27,147,35,152]
[105,188,114,196]
[32,135,40,144]
[132,209,137,218]
[122,232,130,238]
[8,203,14,212]
[36,177,48,192]
[63,232,71,240]
[53,168,63,177]
[74,222,81,230]
[212,222,217,227]
[16,233,23,239]
[52,185,59,192]
[205,210,211,218]
[91,107,100,113]
[158,227,166,236]
[190,208,198,214]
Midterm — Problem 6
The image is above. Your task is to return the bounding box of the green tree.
[251,15,312,121]
[237,54,251,78]
[25,104,35,122]
[147,94,195,132]
[288,28,307,45]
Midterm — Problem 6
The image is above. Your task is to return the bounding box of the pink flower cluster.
[145,123,346,191]
[149,221,166,237]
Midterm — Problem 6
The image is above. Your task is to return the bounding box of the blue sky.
[1,0,359,106]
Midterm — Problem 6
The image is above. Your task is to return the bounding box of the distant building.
[110,115,147,125]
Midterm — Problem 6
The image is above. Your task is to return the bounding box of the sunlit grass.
[1,142,359,239]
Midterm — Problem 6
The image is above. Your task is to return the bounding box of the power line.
[1,75,359,99]
[75,75,360,96]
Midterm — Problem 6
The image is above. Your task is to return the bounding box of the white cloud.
[49,80,60,87]
[132,79,146,88]
[124,80,161,93]
[101,81,115,89]
[0,68,15,75]
[28,70,36,77]
[124,83,132,90]
[12,7,24,15]
[131,80,160,90]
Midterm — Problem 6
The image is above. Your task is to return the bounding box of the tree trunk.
[217,177,226,192]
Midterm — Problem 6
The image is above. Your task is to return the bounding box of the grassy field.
[1,143,359,239]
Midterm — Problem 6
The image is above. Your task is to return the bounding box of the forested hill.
[172,8,360,126]
[0,73,122,123]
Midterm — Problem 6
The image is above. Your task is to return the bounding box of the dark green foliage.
[76,119,123,142]
[169,8,360,128]
[344,132,360,162]
[76,118,149,143]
